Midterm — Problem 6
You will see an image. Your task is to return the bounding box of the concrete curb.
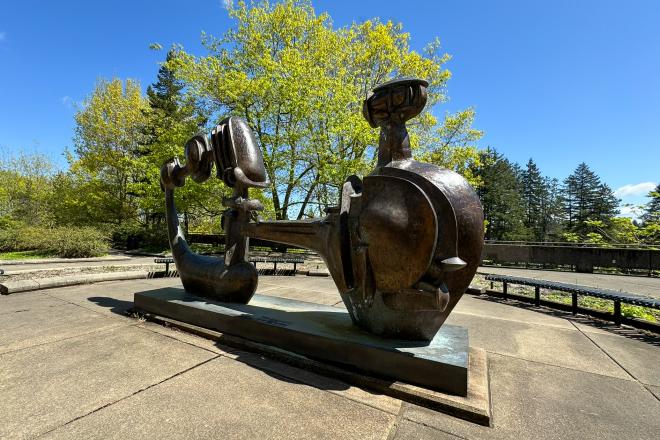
[0,270,149,295]
[1,263,160,276]
[0,256,131,266]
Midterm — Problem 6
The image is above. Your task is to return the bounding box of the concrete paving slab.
[403,353,660,440]
[584,331,660,386]
[256,285,341,305]
[570,319,622,336]
[445,312,633,379]
[0,302,128,354]
[454,294,575,330]
[0,325,216,440]
[41,356,396,440]
[0,290,66,315]
[137,320,240,356]
[648,385,660,400]
[260,275,339,292]
[138,277,185,288]
[46,279,155,318]
[137,312,490,424]
[393,420,462,439]
[2,275,658,439]
[226,347,403,415]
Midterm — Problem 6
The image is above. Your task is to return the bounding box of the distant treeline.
[473,150,659,245]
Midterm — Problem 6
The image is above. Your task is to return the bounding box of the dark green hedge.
[0,226,108,258]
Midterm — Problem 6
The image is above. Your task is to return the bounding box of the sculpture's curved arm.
[159,119,267,303]
[163,186,256,302]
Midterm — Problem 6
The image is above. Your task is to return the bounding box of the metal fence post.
[572,293,578,315]
[614,301,622,326]
[535,286,540,306]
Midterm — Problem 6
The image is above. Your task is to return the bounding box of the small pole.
[572,293,578,315]
[614,301,622,326]
[503,281,508,298]
[535,286,540,306]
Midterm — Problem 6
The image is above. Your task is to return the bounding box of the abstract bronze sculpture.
[160,77,484,341]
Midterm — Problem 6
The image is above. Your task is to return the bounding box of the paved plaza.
[1,275,659,439]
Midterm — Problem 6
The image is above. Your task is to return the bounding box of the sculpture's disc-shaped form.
[227,117,268,187]
[358,175,438,292]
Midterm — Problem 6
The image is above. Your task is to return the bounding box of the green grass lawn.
[0,250,54,260]
[491,281,659,323]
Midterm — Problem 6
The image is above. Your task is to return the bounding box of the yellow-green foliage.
[168,0,482,219]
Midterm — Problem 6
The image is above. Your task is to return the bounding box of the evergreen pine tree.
[147,51,185,117]
[520,159,548,241]
[136,50,209,236]
[474,149,528,241]
[641,184,660,224]
[562,162,619,236]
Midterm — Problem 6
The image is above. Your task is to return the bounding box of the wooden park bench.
[483,273,660,327]
[155,255,304,277]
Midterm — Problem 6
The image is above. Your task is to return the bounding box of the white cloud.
[221,0,233,9]
[614,182,657,198]
[0,32,6,42]
[619,204,644,219]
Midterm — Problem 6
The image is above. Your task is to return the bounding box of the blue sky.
[0,0,658,215]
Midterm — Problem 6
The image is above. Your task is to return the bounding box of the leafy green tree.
[421,109,483,188]
[168,0,480,219]
[472,149,527,240]
[69,78,150,228]
[0,151,55,227]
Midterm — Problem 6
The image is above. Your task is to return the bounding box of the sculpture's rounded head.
[362,77,428,128]
[211,117,269,189]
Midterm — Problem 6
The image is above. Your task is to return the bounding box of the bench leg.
[572,293,578,315]
[293,262,297,275]
[535,286,540,307]
[274,262,277,272]
[614,301,621,326]
[165,262,170,275]
[502,281,507,298]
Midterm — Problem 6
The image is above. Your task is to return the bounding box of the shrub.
[48,227,109,258]
[0,225,108,258]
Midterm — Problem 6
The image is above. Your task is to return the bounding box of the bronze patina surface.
[159,77,484,341]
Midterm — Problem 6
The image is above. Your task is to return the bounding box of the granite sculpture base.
[134,287,473,395]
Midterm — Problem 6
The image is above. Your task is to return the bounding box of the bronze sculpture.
[160,77,484,341]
